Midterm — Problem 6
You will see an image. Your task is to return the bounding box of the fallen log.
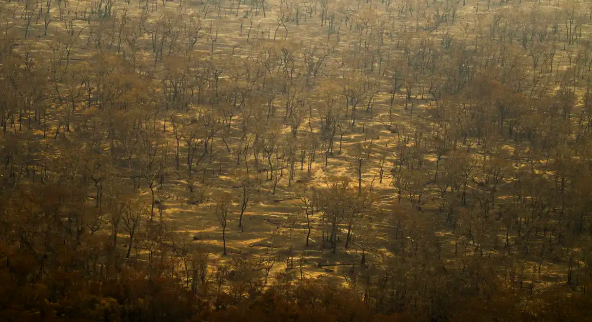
[317,262,355,268]
[250,243,273,248]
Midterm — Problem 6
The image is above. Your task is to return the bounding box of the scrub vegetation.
[2,0,592,320]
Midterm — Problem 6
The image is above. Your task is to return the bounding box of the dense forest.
[2,0,592,320]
